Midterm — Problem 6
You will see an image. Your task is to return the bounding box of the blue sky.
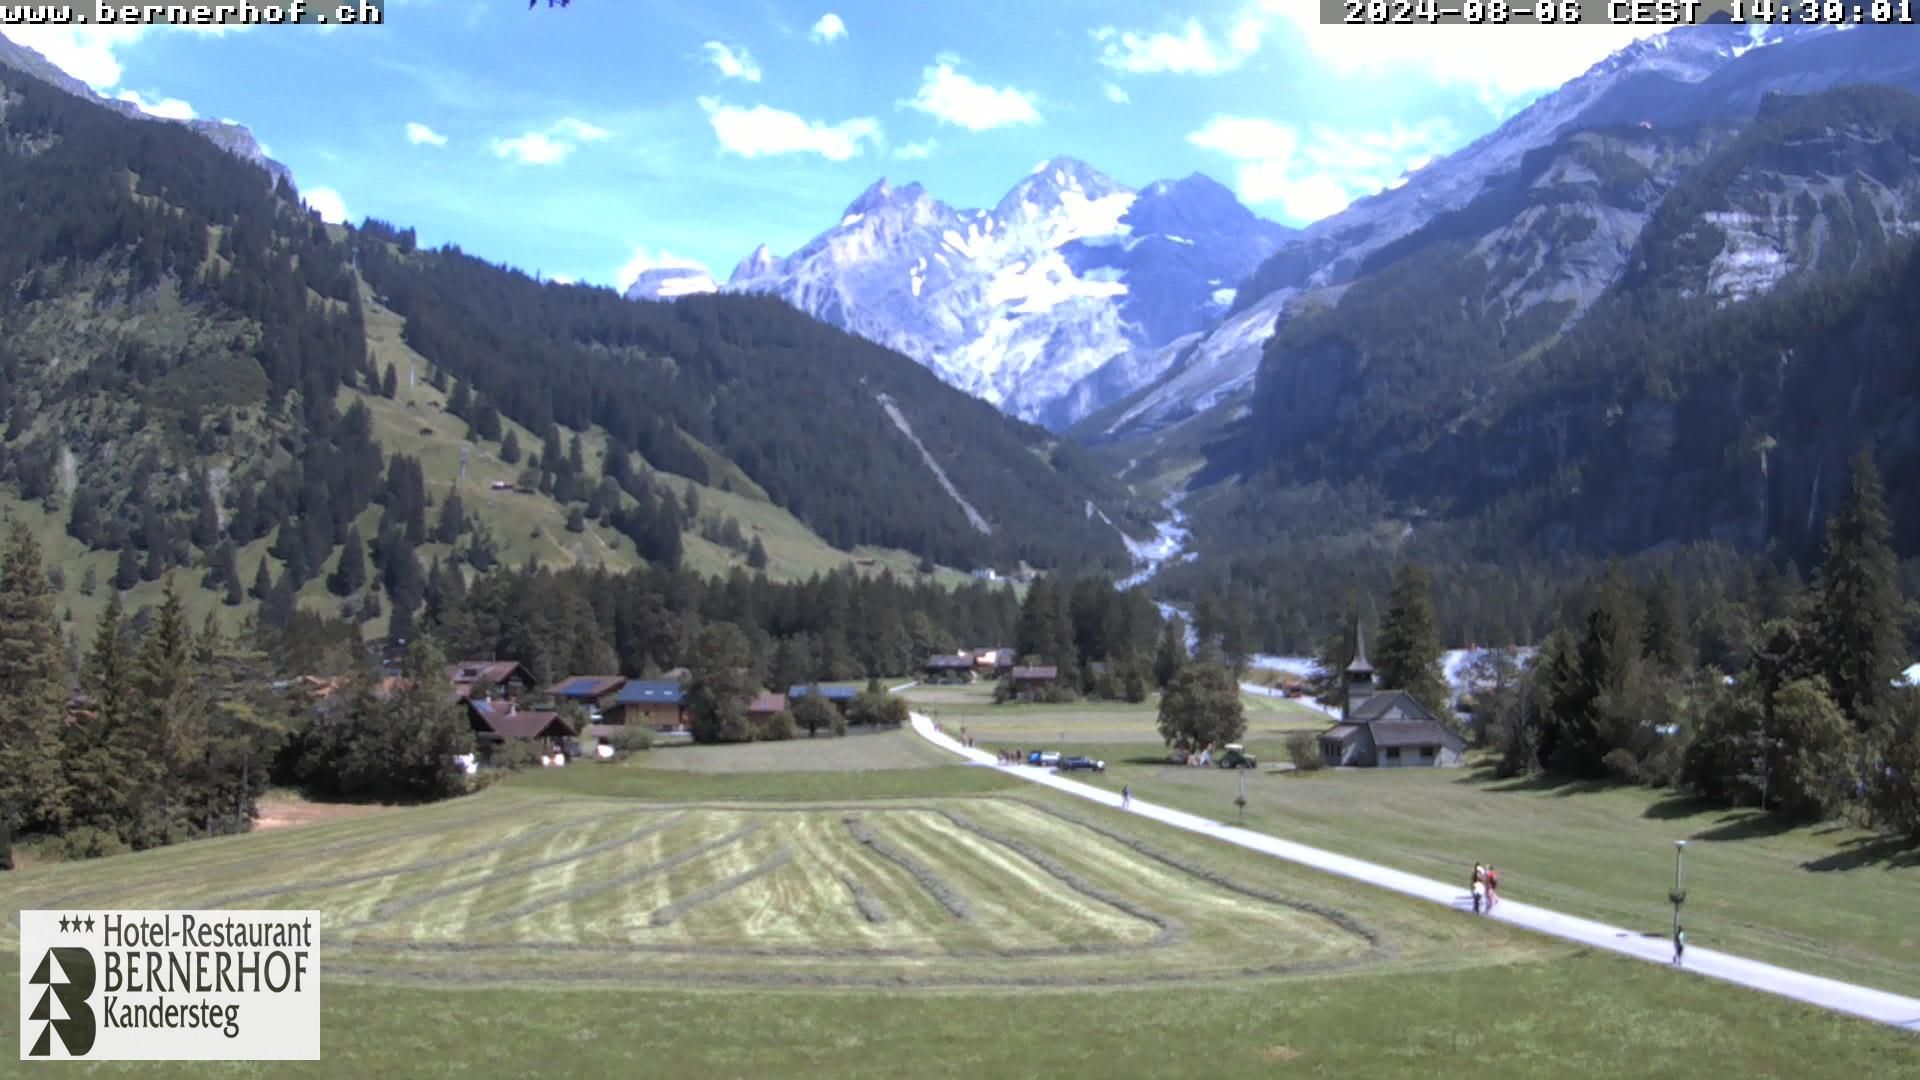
[3,2,1666,291]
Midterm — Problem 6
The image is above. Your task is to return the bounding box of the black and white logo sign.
[18,910,320,1061]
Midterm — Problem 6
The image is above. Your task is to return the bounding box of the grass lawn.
[903,682,1920,998]
[909,683,1324,748]
[640,729,956,772]
[503,760,1019,801]
[3,780,1913,1077]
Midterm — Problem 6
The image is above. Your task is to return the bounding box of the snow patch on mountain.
[622,266,719,302]
[722,159,1293,427]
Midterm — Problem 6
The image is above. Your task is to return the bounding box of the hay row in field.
[649,846,796,927]
[843,814,972,921]
[936,809,1182,949]
[840,872,889,924]
[473,821,765,930]
[359,811,691,926]
[1011,800,1394,958]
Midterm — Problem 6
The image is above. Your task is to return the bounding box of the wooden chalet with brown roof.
[1009,665,1058,702]
[1318,626,1466,768]
[924,653,977,683]
[605,679,690,732]
[467,698,577,749]
[746,692,788,722]
[447,660,534,701]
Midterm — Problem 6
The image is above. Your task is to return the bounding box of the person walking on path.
[1471,876,1485,915]
[1485,865,1500,910]
[1673,925,1686,966]
[1120,785,1131,810]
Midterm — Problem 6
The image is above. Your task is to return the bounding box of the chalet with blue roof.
[546,675,627,713]
[605,679,690,732]
[789,684,859,712]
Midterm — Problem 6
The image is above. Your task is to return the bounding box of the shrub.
[757,709,796,742]
[1601,747,1643,785]
[1285,732,1324,772]
[607,727,652,756]
[57,826,129,861]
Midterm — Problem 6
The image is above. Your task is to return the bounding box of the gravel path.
[910,712,1920,1034]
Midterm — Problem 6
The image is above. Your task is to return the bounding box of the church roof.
[1346,622,1374,674]
[1326,690,1467,752]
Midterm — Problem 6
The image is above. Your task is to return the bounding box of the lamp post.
[1235,769,1248,825]
[1670,839,1688,942]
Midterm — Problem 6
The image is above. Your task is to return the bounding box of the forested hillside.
[1167,86,1920,651]
[0,55,1138,646]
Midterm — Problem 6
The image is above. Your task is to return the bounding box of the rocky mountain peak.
[729,243,778,284]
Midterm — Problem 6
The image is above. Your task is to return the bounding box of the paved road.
[909,713,1920,1034]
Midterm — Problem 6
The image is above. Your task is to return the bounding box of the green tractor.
[1216,743,1257,770]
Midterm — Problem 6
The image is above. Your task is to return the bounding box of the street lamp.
[1670,840,1689,942]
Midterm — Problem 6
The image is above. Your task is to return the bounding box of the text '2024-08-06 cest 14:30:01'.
[1330,0,1916,24]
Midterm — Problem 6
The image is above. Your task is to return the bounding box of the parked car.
[1027,750,1062,767]
[1216,743,1258,769]
[1057,756,1106,773]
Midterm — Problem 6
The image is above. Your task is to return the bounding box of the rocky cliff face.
[1231,85,1920,561]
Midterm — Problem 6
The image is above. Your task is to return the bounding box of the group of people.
[1470,862,1501,914]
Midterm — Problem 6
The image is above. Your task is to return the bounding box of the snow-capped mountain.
[721,157,1293,427]
[1096,22,1904,446]
[623,266,719,302]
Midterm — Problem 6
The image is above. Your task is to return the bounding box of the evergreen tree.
[1811,450,1904,729]
[1220,594,1255,679]
[435,485,466,544]
[1374,563,1450,716]
[447,377,471,419]
[128,576,205,846]
[380,363,398,398]
[1153,615,1188,690]
[1641,573,1694,671]
[748,536,769,570]
[0,522,72,835]
[500,429,521,464]
[114,544,140,590]
[218,544,243,606]
[66,592,136,840]
[328,529,368,596]
[250,556,273,601]
[686,623,754,743]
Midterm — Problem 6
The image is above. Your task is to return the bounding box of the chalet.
[788,685,859,712]
[605,679,689,732]
[746,692,788,723]
[545,675,628,714]
[447,660,535,702]
[1318,627,1467,768]
[924,654,977,683]
[1010,665,1058,702]
[467,698,577,752]
[974,648,1015,676]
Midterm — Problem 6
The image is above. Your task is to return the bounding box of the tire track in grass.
[842,814,971,920]
[648,846,796,927]
[195,807,621,909]
[472,821,764,930]
[352,811,691,928]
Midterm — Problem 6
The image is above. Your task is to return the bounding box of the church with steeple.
[1316,623,1467,768]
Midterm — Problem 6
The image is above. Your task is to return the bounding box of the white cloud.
[116,88,195,121]
[303,186,350,225]
[702,41,762,83]
[1103,82,1130,105]
[1092,13,1265,76]
[894,139,937,161]
[551,274,577,286]
[0,25,244,91]
[699,97,881,161]
[1260,3,1666,111]
[1187,113,1455,224]
[810,13,846,44]
[614,246,710,293]
[490,117,611,165]
[553,116,611,142]
[405,121,448,147]
[903,58,1041,133]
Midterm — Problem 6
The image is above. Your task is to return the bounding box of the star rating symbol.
[56,914,94,933]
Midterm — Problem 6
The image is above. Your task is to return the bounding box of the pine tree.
[0,522,72,834]
[218,544,243,606]
[66,592,136,839]
[687,623,754,743]
[1811,449,1904,729]
[748,536,769,570]
[380,363,398,398]
[435,486,466,544]
[447,378,471,419]
[329,529,368,596]
[1641,573,1693,671]
[129,576,206,845]
[1153,615,1188,690]
[1374,563,1450,717]
[500,429,521,464]
[114,544,140,590]
[250,556,273,601]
